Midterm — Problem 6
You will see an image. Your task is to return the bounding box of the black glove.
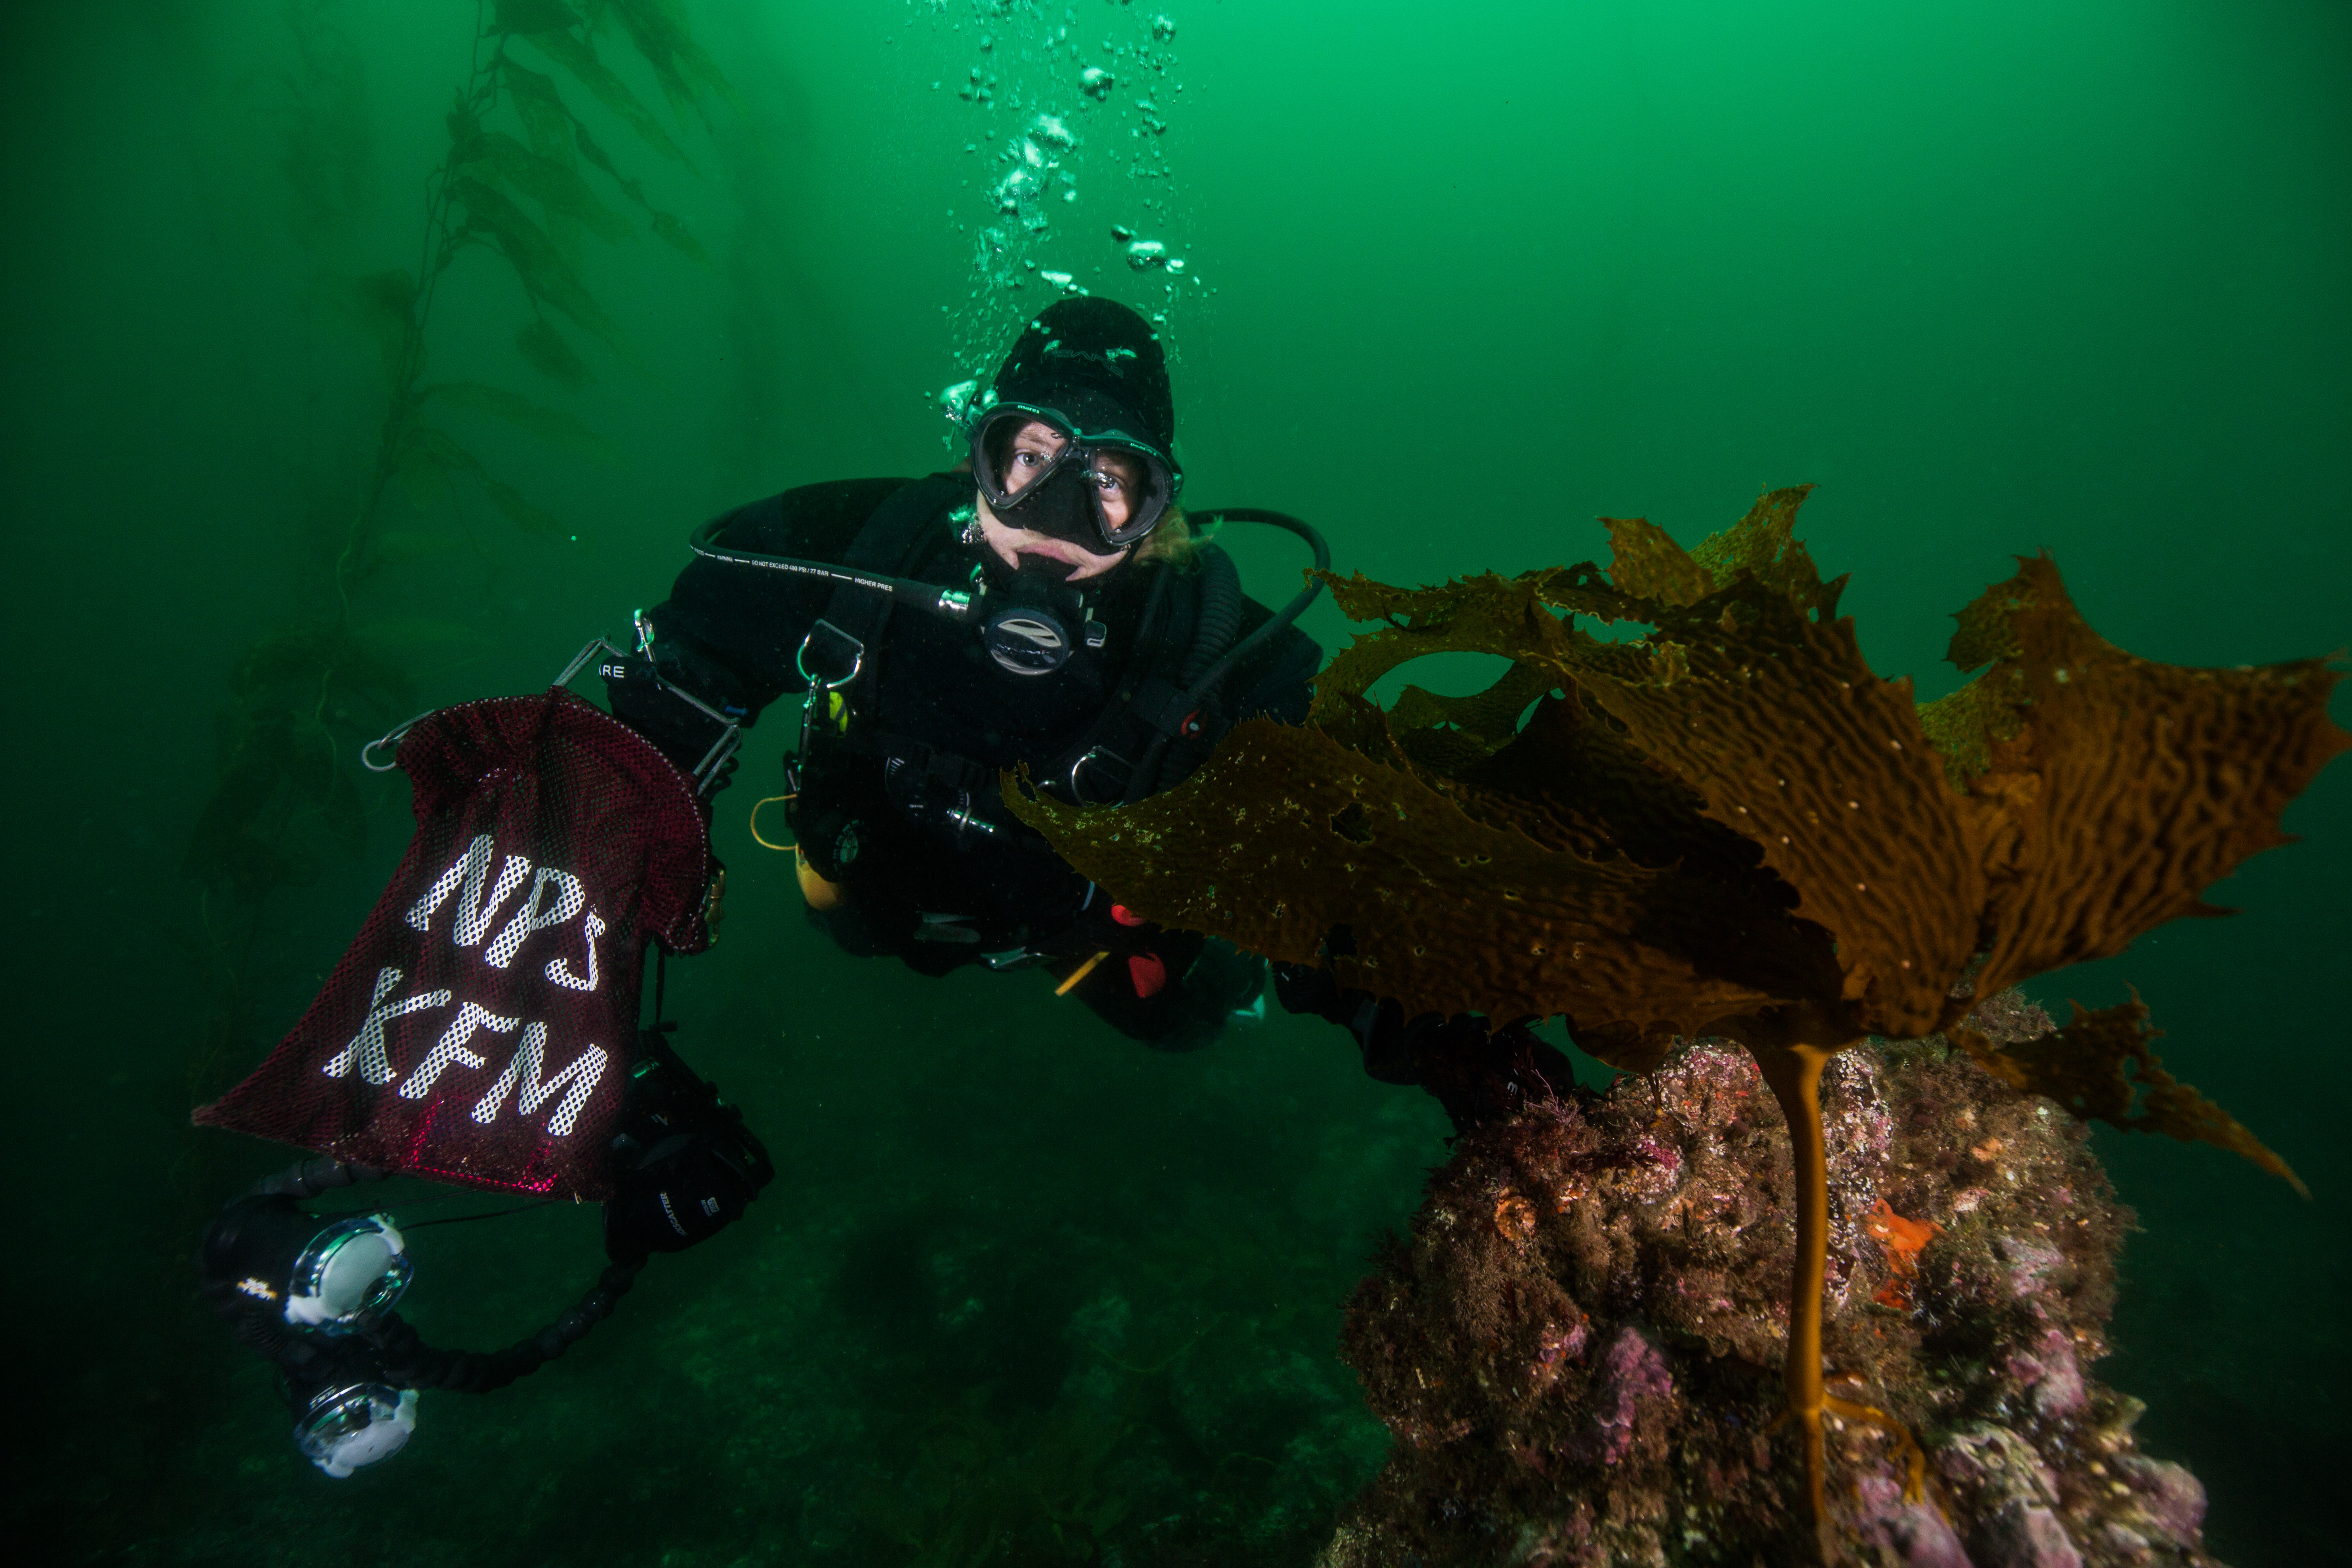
[602,1029,774,1262]
[1272,962,1571,1132]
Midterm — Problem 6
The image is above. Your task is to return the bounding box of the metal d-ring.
[794,620,866,692]
[1067,745,1131,804]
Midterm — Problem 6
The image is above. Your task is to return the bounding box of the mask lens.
[971,409,1075,505]
[1083,442,1175,546]
[969,405,1179,548]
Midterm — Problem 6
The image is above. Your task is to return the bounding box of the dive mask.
[967,396,1180,548]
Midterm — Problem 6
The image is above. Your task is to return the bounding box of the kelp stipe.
[1008,484,2344,1548]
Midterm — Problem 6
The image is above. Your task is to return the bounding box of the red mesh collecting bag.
[197,688,715,1199]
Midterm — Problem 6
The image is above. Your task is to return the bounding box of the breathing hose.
[1123,508,1332,803]
[1177,541,1244,689]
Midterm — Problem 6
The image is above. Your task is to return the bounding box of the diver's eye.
[1090,468,1125,496]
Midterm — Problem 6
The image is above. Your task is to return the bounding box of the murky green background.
[3,2,2344,1564]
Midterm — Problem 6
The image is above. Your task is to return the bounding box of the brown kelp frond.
[1306,566,1619,727]
[1559,569,1983,1042]
[1386,659,1557,777]
[1945,555,2349,1002]
[1689,483,1845,619]
[1601,515,1714,607]
[1009,719,1795,1038]
[1915,666,2027,789]
[1010,482,2341,1163]
[1953,997,2307,1198]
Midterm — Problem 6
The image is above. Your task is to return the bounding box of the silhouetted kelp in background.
[1010,484,2345,1546]
[180,0,725,1100]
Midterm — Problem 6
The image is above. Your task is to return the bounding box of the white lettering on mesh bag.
[398,1002,522,1099]
[545,910,608,993]
[321,968,455,1085]
[406,834,488,932]
[483,867,587,969]
[404,832,534,946]
[454,856,533,946]
[470,1021,608,1137]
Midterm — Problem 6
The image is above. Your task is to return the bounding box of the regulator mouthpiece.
[983,604,1076,675]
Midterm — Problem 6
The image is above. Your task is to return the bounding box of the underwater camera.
[196,1028,771,1478]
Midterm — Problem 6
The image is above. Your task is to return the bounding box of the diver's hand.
[1272,963,1570,1131]
[603,1116,770,1260]
[601,1031,774,1262]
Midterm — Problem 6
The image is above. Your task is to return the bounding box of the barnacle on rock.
[1008,486,2343,1551]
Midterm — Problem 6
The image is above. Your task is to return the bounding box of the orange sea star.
[1865,1198,1940,1308]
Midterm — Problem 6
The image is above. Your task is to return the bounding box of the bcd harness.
[792,476,1221,902]
[685,474,1330,958]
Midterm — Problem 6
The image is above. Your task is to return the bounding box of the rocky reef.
[1321,995,2218,1568]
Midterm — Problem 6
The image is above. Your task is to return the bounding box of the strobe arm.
[356,1257,645,1394]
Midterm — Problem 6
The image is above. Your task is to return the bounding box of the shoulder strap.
[798,473,970,700]
[1049,556,1208,804]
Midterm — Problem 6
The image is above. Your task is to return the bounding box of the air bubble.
[1152,13,1177,41]
[936,378,980,420]
[1081,66,1114,100]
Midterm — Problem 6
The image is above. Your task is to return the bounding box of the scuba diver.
[611,298,1305,1052]
[604,295,1566,1109]
[195,297,1564,1477]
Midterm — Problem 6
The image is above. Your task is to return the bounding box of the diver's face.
[976,418,1141,581]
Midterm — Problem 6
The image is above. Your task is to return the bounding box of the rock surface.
[1319,998,2221,1567]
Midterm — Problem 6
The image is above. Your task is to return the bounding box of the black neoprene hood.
[989,297,1175,454]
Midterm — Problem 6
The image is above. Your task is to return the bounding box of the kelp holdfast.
[197,686,717,1200]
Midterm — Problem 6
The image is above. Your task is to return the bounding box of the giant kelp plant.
[181,0,724,1099]
[1008,486,2345,1552]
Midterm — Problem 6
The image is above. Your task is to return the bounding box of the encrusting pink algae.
[1320,994,2217,1568]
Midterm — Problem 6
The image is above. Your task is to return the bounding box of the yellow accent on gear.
[1054,950,1111,996]
[748,794,795,852]
[795,845,846,911]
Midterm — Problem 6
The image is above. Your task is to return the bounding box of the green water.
[4,2,2345,1563]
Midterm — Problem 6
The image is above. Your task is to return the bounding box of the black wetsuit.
[608,474,1321,1051]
